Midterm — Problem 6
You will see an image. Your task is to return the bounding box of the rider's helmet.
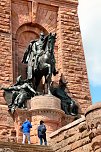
[40,32,45,40]
[40,32,44,36]
[16,75,22,83]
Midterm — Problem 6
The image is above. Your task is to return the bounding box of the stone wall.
[0,105,15,142]
[0,1,14,142]
[0,0,13,105]
[49,103,101,152]
[57,4,91,113]
[49,117,91,152]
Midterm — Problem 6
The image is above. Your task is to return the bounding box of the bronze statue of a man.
[1,76,36,113]
[22,32,45,79]
[32,32,45,71]
[22,32,58,80]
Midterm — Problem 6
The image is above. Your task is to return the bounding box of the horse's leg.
[35,79,40,91]
[42,76,46,94]
[32,72,43,92]
[46,64,52,95]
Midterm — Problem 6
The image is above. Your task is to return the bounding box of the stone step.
[0,141,54,152]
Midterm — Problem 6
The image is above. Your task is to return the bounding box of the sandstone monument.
[0,0,101,152]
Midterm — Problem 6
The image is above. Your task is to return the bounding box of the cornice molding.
[12,0,78,7]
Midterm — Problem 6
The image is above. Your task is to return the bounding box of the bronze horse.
[22,33,57,94]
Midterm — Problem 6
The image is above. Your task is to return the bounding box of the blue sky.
[78,0,101,104]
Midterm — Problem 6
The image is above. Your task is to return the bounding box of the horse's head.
[47,33,56,54]
[42,33,56,53]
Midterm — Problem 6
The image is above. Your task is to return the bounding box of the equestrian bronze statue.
[22,32,58,94]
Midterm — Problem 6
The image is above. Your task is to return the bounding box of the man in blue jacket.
[37,120,47,145]
[21,118,32,144]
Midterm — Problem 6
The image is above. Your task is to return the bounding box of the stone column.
[85,102,101,152]
[0,0,13,105]
[57,0,91,114]
[0,0,14,142]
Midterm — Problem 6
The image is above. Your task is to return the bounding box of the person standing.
[21,118,32,144]
[37,120,47,145]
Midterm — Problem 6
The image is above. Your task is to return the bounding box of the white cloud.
[78,0,101,86]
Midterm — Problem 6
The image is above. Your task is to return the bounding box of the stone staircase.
[0,141,54,152]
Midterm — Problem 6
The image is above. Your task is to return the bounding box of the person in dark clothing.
[37,120,47,145]
[21,118,32,144]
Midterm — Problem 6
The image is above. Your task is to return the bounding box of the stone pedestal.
[14,95,73,144]
[85,102,101,152]
[28,95,69,144]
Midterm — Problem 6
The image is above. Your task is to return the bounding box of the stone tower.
[0,0,91,142]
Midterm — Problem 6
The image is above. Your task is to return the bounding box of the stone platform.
[0,141,54,152]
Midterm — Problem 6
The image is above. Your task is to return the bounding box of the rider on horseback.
[22,32,58,80]
[31,32,58,75]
